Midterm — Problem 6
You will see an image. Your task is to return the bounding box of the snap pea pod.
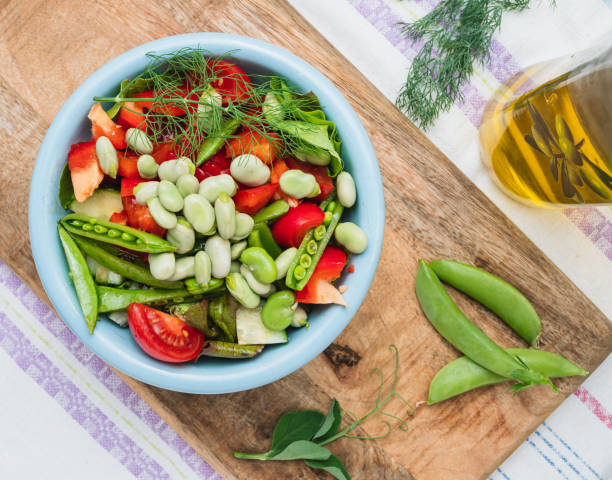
[428,348,587,404]
[199,341,263,359]
[60,213,175,253]
[429,260,542,346]
[247,223,282,258]
[58,225,98,333]
[209,294,238,342]
[252,200,290,225]
[185,277,226,296]
[415,260,556,392]
[285,198,343,291]
[72,235,184,289]
[196,118,241,166]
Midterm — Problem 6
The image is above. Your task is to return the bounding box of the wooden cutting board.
[0,1,610,479]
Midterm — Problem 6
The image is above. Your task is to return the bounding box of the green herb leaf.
[269,440,331,461]
[306,454,351,480]
[106,77,154,118]
[270,410,325,454]
[58,163,75,209]
[312,398,341,442]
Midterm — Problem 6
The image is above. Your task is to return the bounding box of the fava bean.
[149,252,175,280]
[158,159,189,183]
[205,235,231,279]
[252,200,289,225]
[240,264,274,296]
[290,306,308,328]
[231,213,254,241]
[147,197,177,229]
[95,136,118,178]
[225,272,261,309]
[183,194,215,234]
[176,156,195,175]
[240,247,277,284]
[158,180,184,213]
[231,240,248,260]
[166,217,195,254]
[168,256,195,281]
[134,181,159,205]
[198,174,237,203]
[230,154,270,186]
[275,247,298,280]
[336,171,356,207]
[261,290,295,331]
[176,174,200,197]
[279,169,320,199]
[334,222,368,254]
[194,251,212,286]
[137,154,158,179]
[215,192,236,240]
[126,128,153,154]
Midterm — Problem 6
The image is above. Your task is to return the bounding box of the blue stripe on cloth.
[527,436,570,480]
[497,467,511,480]
[542,421,604,480]
[534,429,586,480]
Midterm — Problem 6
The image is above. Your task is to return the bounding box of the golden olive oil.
[480,46,612,207]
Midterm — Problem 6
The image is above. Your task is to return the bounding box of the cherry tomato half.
[271,202,325,248]
[127,303,204,363]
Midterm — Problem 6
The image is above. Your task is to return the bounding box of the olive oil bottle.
[480,41,612,207]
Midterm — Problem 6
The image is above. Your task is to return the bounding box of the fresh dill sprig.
[396,0,540,129]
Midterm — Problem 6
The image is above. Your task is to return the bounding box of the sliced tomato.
[233,183,279,216]
[117,101,147,131]
[151,141,176,164]
[209,60,252,104]
[118,151,141,179]
[122,196,166,237]
[67,140,104,202]
[127,303,204,363]
[195,151,231,181]
[225,128,281,164]
[296,246,347,307]
[271,202,325,248]
[109,211,128,225]
[121,178,147,197]
[88,103,126,149]
[285,157,334,202]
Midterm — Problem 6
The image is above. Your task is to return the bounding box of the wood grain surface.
[0,1,610,479]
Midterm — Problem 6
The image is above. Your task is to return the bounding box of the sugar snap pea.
[196,118,241,166]
[209,293,239,341]
[252,200,290,225]
[428,348,587,404]
[429,260,542,346]
[415,260,556,392]
[199,340,263,359]
[247,223,282,258]
[285,197,343,291]
[58,225,98,333]
[72,235,184,289]
[185,277,226,296]
[60,213,175,253]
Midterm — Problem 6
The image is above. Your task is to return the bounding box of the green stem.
[233,452,270,461]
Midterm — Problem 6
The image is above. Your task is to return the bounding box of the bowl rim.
[29,32,384,394]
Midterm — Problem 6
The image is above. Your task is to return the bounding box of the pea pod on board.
[415,260,556,392]
[285,196,344,291]
[428,348,587,404]
[71,235,184,289]
[196,118,241,166]
[58,225,98,333]
[429,259,542,346]
[60,213,175,253]
[199,340,263,359]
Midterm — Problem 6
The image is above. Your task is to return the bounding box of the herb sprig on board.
[233,345,414,480]
[396,0,541,129]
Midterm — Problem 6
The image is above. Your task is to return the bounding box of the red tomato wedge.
[117,101,147,131]
[122,196,166,237]
[67,140,104,202]
[296,246,347,307]
[88,103,126,149]
[233,183,279,216]
[271,202,325,248]
[127,303,204,363]
[209,60,252,104]
[118,151,141,179]
[285,157,334,202]
[225,128,281,164]
[120,178,147,197]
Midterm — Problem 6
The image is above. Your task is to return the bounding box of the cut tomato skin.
[88,103,127,149]
[109,210,128,225]
[120,178,147,197]
[151,141,176,164]
[127,303,204,363]
[271,202,325,248]
[117,101,147,131]
[233,183,279,216]
[118,152,141,179]
[122,196,166,237]
[209,60,252,104]
[67,140,104,202]
[296,246,347,307]
[225,128,281,164]
[285,157,334,202]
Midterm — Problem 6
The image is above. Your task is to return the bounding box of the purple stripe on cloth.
[563,208,612,261]
[0,312,170,480]
[0,261,220,480]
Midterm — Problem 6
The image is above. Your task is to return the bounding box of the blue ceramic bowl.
[29,33,384,394]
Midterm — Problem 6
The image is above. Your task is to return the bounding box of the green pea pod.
[169,300,220,338]
[415,260,556,393]
[58,225,98,333]
[61,213,175,253]
[247,223,282,258]
[72,235,184,289]
[252,200,290,225]
[428,348,587,404]
[428,260,542,346]
[285,198,343,291]
[184,277,226,296]
[199,341,263,359]
[196,118,241,166]
[209,294,238,342]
